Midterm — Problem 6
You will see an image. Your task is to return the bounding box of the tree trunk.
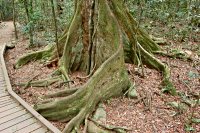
[16,0,176,132]
[12,0,18,39]
[24,0,34,46]
[50,0,59,59]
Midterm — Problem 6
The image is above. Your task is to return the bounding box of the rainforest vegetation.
[1,0,199,132]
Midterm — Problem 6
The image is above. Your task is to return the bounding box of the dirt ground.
[0,21,14,44]
[1,21,200,133]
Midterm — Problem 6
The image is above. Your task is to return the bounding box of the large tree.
[16,0,176,132]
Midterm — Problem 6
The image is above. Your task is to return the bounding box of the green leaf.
[192,118,200,123]
[188,71,199,79]
[185,124,195,132]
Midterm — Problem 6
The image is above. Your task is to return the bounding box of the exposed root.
[107,0,176,95]
[35,38,131,132]
[45,88,78,98]
[16,76,62,87]
[15,45,55,68]
[150,35,168,45]
[138,43,177,95]
[34,48,130,127]
[154,50,193,61]
[62,107,87,133]
[76,64,96,79]
[20,73,40,89]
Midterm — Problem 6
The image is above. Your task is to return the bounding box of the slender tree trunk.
[51,0,59,59]
[12,0,18,39]
[24,0,34,46]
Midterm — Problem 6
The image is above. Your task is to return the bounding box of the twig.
[132,96,146,105]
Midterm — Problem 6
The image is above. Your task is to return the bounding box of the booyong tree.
[15,0,176,132]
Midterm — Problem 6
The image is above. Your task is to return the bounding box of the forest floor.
[1,21,200,133]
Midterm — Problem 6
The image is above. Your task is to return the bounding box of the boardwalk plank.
[0,90,7,93]
[15,122,42,133]
[0,102,19,113]
[0,86,6,89]
[0,106,23,118]
[0,101,17,108]
[0,109,27,124]
[0,82,5,85]
[0,118,37,133]
[0,92,9,97]
[0,87,6,89]
[0,113,32,131]
[0,96,12,102]
[0,114,32,132]
[31,127,48,133]
[0,99,12,105]
[0,98,12,104]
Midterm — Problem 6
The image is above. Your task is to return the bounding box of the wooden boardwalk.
[0,45,61,133]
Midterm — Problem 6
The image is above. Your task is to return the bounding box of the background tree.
[12,0,18,39]
[23,0,34,46]
[0,0,13,21]
[51,0,59,59]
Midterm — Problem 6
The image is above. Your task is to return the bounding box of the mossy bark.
[16,0,176,132]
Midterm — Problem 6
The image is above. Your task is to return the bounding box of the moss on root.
[15,45,55,68]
